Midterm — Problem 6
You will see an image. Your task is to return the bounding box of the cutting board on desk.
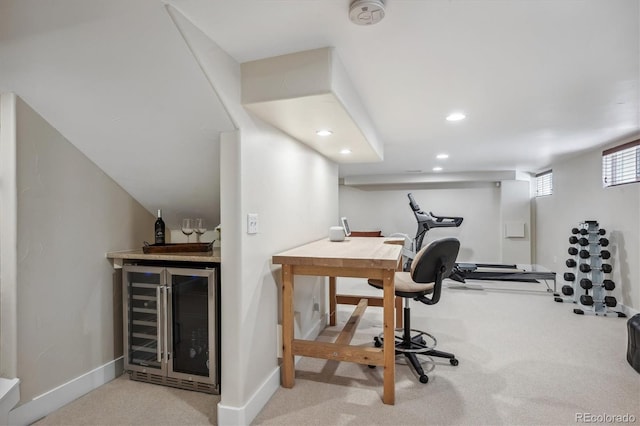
[142,242,213,254]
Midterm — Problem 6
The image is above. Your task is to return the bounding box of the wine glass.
[181,218,194,243]
[194,218,207,243]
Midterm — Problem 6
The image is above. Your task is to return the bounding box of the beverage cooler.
[123,264,219,394]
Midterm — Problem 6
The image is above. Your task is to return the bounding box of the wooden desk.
[106,247,221,268]
[272,237,403,404]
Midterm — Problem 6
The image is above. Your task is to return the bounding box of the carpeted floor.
[33,278,640,425]
[253,278,640,425]
[31,374,218,425]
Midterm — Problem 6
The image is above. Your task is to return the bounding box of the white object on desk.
[329,226,345,241]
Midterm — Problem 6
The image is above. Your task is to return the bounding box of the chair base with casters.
[368,237,460,384]
[371,297,458,383]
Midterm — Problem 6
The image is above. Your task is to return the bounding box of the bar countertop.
[107,246,221,267]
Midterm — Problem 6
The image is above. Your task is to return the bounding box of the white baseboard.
[621,304,639,317]
[217,366,280,426]
[309,314,327,338]
[7,357,124,426]
[296,314,326,363]
[219,315,326,426]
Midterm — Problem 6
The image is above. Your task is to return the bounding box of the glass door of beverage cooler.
[123,265,167,376]
[166,267,217,385]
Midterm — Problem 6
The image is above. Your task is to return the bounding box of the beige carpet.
[253,279,640,425]
[33,279,640,425]
[32,375,218,425]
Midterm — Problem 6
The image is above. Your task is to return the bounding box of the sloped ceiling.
[0,0,235,229]
[1,0,639,225]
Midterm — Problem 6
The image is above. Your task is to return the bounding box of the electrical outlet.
[247,213,258,234]
[313,296,319,312]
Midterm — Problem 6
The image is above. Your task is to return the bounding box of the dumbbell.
[580,278,593,290]
[581,295,617,307]
[579,263,612,273]
[578,249,611,259]
[566,258,577,267]
[568,247,579,256]
[580,295,594,306]
[563,272,575,281]
[569,236,579,245]
[599,237,609,247]
[561,285,574,296]
[577,237,589,246]
[581,278,616,291]
[577,228,606,235]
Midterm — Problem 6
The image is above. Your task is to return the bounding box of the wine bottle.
[155,209,165,245]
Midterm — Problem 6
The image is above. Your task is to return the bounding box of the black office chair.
[368,237,460,383]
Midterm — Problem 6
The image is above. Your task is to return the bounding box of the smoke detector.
[349,0,385,25]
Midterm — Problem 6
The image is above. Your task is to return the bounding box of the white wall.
[217,52,337,426]
[167,8,339,425]
[499,180,532,264]
[339,184,504,263]
[13,96,155,402]
[534,135,640,312]
[0,93,19,379]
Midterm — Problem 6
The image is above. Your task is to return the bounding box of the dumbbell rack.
[554,221,625,317]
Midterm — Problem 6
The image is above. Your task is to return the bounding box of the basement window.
[602,139,640,187]
[535,170,553,197]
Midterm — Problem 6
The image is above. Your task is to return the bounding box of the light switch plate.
[247,213,259,234]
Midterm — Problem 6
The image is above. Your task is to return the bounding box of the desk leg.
[382,269,395,405]
[395,297,402,328]
[281,265,295,388]
[329,276,337,326]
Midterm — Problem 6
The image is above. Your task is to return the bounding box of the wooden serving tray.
[142,242,213,254]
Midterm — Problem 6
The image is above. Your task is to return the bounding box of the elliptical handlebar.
[429,212,464,227]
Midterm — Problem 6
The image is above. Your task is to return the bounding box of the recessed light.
[316,129,333,136]
[340,148,352,155]
[436,153,449,159]
[446,112,466,122]
[433,166,443,172]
